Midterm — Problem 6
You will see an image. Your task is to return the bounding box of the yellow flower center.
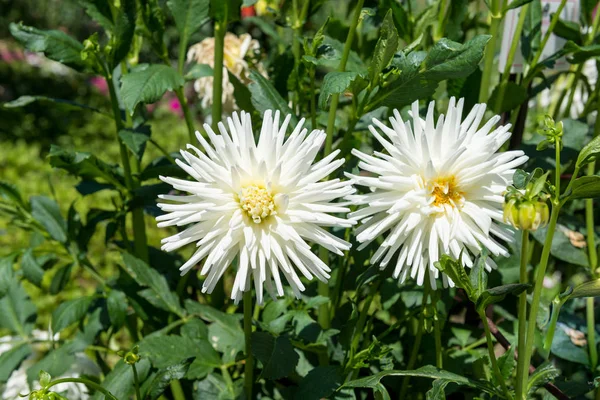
[239,185,275,224]
[430,176,464,208]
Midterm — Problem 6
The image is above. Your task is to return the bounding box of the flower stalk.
[243,289,254,400]
[479,0,506,103]
[212,20,227,129]
[318,0,364,331]
[479,308,511,399]
[515,231,529,399]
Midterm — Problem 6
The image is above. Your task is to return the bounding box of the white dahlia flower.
[187,33,265,113]
[347,98,528,288]
[157,111,355,303]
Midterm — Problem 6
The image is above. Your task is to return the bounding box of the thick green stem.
[518,204,560,398]
[587,297,598,370]
[587,150,598,372]
[435,0,448,40]
[131,363,142,400]
[318,0,364,332]
[175,88,196,144]
[526,0,567,77]
[399,285,430,400]
[544,298,563,353]
[317,248,331,333]
[495,4,529,112]
[243,290,254,399]
[212,21,226,129]
[105,71,148,263]
[324,0,364,155]
[433,311,443,369]
[349,280,381,362]
[479,0,505,103]
[46,378,118,400]
[170,380,185,400]
[480,310,512,399]
[309,68,317,129]
[515,231,529,400]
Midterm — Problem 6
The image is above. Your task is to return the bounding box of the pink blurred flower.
[89,76,108,96]
[168,97,183,117]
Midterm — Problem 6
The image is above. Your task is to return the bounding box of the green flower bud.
[503,199,519,227]
[518,202,536,230]
[533,201,550,230]
[124,351,140,365]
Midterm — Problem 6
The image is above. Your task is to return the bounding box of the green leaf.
[504,0,533,11]
[527,362,560,396]
[497,346,515,384]
[3,95,104,114]
[110,0,136,68]
[531,225,589,267]
[423,35,491,80]
[182,318,209,341]
[0,181,27,209]
[209,0,242,22]
[343,365,498,396]
[119,129,151,161]
[30,196,68,243]
[0,343,32,383]
[121,252,185,317]
[21,249,45,287]
[139,334,221,378]
[476,284,530,312]
[569,279,600,299]
[78,0,114,30]
[576,134,600,168]
[513,169,529,189]
[9,22,85,70]
[51,296,93,333]
[554,18,583,44]
[49,145,125,191]
[29,309,103,385]
[434,255,473,298]
[522,0,542,61]
[121,64,185,114]
[228,71,254,113]
[564,41,600,64]
[295,366,343,400]
[248,70,297,125]
[107,290,128,328]
[318,71,360,109]
[529,171,550,197]
[143,358,193,400]
[375,35,490,110]
[369,10,399,83]
[469,254,488,300]
[167,0,210,46]
[251,332,299,380]
[185,63,213,80]
[0,279,36,336]
[194,373,240,399]
[488,81,528,114]
[185,300,244,360]
[50,263,73,294]
[91,359,151,400]
[567,176,600,200]
[39,370,52,387]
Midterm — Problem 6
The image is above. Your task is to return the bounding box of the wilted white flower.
[187,33,265,113]
[347,98,528,288]
[0,330,100,400]
[157,111,355,303]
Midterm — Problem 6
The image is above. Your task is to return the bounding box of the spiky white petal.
[349,98,527,288]
[157,111,355,303]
